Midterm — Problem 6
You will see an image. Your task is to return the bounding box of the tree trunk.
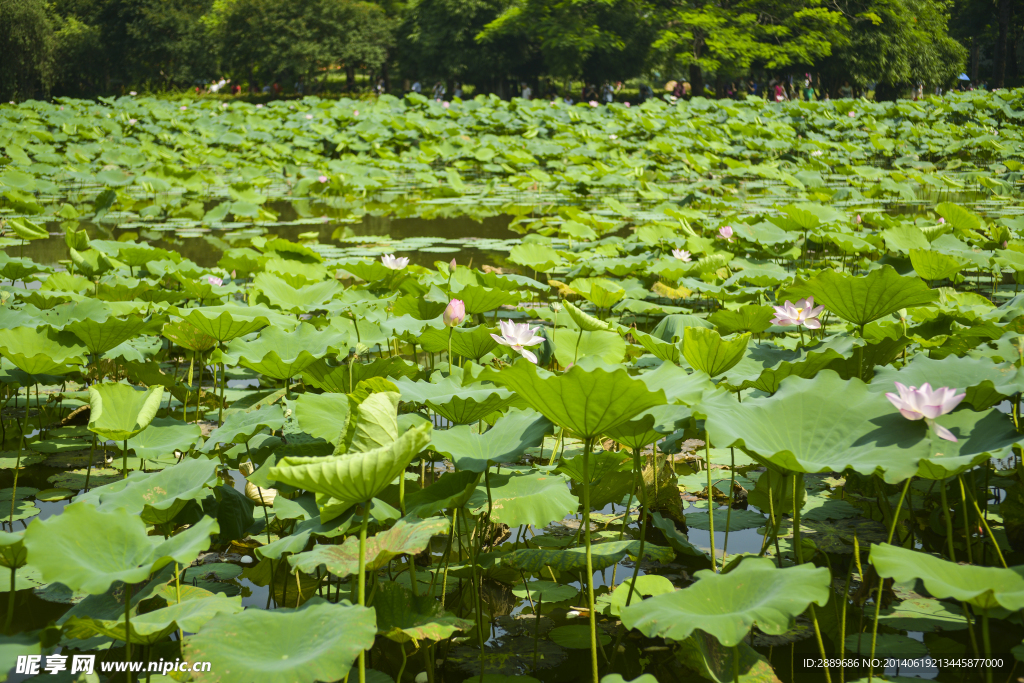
[995,0,1014,87]
[971,37,980,82]
[346,65,355,92]
[689,63,704,97]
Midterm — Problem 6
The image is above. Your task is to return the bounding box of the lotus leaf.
[620,557,830,646]
[504,540,674,572]
[183,600,376,683]
[88,383,164,442]
[787,265,939,327]
[374,582,473,644]
[482,470,579,528]
[24,504,218,594]
[430,408,552,471]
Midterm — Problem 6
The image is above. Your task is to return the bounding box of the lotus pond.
[2,90,1024,683]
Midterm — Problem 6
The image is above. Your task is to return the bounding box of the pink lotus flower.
[938,217,945,224]
[306,114,313,119]
[206,276,223,287]
[885,382,965,442]
[848,111,856,117]
[353,110,359,117]
[625,102,631,107]
[128,119,137,125]
[771,296,824,329]
[443,101,450,109]
[719,225,734,242]
[381,254,409,270]
[443,299,465,327]
[855,215,862,224]
[180,106,187,111]
[491,320,545,364]
[671,249,691,262]
[318,175,328,183]
[589,101,598,107]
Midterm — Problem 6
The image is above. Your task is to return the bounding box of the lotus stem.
[440,508,457,605]
[10,383,30,525]
[122,439,129,479]
[460,508,485,678]
[218,360,226,426]
[983,611,994,683]
[396,643,408,683]
[868,476,911,683]
[959,476,974,564]
[4,567,14,634]
[707,442,716,571]
[447,327,453,375]
[940,478,956,561]
[194,353,204,424]
[733,645,740,683]
[124,581,132,664]
[357,502,370,683]
[624,470,650,608]
[962,482,1007,568]
[581,435,599,683]
[174,561,183,641]
[723,447,736,563]
[792,472,804,565]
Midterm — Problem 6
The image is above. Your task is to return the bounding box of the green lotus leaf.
[599,575,675,617]
[303,356,419,394]
[73,458,218,524]
[64,593,243,644]
[883,226,930,254]
[562,300,615,332]
[337,258,400,283]
[720,336,863,394]
[936,202,982,231]
[877,597,968,632]
[451,282,524,314]
[553,329,625,365]
[870,543,1024,611]
[605,404,691,451]
[289,514,447,577]
[481,470,579,528]
[685,509,766,532]
[295,392,355,444]
[203,403,285,450]
[252,273,344,313]
[504,540,674,573]
[419,324,499,360]
[393,294,447,320]
[707,305,775,335]
[649,512,710,560]
[350,391,400,451]
[88,383,164,442]
[0,327,86,375]
[569,278,625,309]
[162,320,218,353]
[126,417,203,461]
[7,217,48,241]
[425,388,520,425]
[0,532,26,569]
[183,601,376,683]
[706,371,931,483]
[620,557,830,647]
[631,328,682,363]
[374,581,473,644]
[869,354,1021,410]
[512,580,579,604]
[24,503,218,594]
[173,305,280,342]
[270,422,431,514]
[683,327,751,377]
[66,312,159,355]
[430,408,552,472]
[404,470,481,518]
[635,360,715,404]
[224,323,345,380]
[480,361,666,439]
[509,243,561,272]
[787,265,938,327]
[550,624,611,648]
[910,249,964,281]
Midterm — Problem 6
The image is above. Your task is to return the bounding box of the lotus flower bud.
[443,299,466,327]
[450,258,457,272]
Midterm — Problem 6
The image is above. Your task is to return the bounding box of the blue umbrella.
[958,73,971,80]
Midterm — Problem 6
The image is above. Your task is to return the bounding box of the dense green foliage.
[0,0,975,102]
[0,91,1023,682]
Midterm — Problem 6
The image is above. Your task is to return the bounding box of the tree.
[0,0,55,101]
[816,0,967,98]
[646,0,847,96]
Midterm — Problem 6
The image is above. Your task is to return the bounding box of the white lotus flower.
[671,249,691,262]
[381,253,408,270]
[491,320,545,364]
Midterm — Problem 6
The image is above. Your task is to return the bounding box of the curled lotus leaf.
[88,383,164,442]
[504,540,674,573]
[620,557,830,647]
